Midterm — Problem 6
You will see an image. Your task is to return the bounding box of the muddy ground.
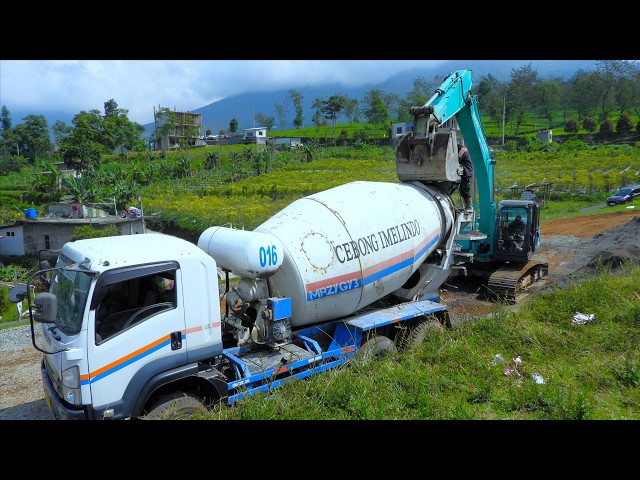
[1,208,639,420]
[442,208,640,320]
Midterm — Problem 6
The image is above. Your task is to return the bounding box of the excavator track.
[485,259,549,304]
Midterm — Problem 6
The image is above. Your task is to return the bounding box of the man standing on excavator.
[457,140,474,212]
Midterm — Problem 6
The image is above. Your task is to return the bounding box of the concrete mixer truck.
[10,69,547,420]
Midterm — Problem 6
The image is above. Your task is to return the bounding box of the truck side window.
[95,270,177,344]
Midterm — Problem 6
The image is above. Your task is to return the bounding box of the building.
[153,106,203,150]
[243,127,268,145]
[536,130,553,143]
[392,121,413,147]
[0,211,145,258]
[269,137,302,149]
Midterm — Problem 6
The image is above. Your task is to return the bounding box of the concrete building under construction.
[153,106,203,150]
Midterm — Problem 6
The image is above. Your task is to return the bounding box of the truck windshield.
[49,261,94,335]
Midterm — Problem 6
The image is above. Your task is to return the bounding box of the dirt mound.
[583,216,640,270]
[444,210,640,315]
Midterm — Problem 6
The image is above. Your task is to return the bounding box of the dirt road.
[541,208,640,237]
[2,209,639,420]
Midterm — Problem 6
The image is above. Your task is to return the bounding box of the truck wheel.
[356,335,397,363]
[143,392,208,420]
[397,316,443,350]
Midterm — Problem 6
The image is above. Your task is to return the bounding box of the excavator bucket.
[396,129,462,183]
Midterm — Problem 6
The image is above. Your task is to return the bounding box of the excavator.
[395,70,548,302]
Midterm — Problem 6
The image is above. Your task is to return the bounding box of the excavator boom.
[395,69,548,303]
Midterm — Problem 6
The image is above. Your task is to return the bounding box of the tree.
[315,94,347,143]
[568,70,600,120]
[616,112,633,134]
[104,113,146,153]
[343,98,360,123]
[52,121,73,147]
[103,99,119,118]
[593,61,621,118]
[407,75,440,106]
[62,174,97,204]
[533,79,562,128]
[229,118,238,135]
[13,115,51,161]
[288,89,304,129]
[505,64,539,134]
[476,74,506,127]
[311,99,329,140]
[30,159,63,202]
[254,112,275,131]
[614,77,635,114]
[0,105,12,154]
[362,89,389,139]
[58,110,106,175]
[274,101,287,130]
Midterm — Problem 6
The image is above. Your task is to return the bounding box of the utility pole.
[502,96,506,147]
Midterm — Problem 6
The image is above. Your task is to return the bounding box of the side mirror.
[33,293,57,323]
[8,284,28,303]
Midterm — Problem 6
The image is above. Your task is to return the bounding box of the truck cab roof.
[62,233,208,273]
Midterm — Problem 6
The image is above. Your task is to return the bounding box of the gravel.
[0,324,36,351]
[0,324,54,420]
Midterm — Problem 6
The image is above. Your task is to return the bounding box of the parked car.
[606,185,640,206]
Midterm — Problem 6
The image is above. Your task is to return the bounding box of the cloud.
[1,60,448,125]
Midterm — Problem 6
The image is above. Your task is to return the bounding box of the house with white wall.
[243,127,268,145]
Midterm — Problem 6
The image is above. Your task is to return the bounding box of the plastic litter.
[492,354,505,365]
[572,312,595,324]
[531,373,545,384]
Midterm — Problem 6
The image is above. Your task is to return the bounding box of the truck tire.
[143,392,208,420]
[397,316,443,350]
[356,335,397,363]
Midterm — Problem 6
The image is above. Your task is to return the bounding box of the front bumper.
[41,359,88,420]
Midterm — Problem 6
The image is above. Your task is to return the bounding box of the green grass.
[198,263,640,420]
[139,142,640,233]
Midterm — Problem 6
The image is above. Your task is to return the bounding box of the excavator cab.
[494,200,541,263]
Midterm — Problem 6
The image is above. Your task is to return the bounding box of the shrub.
[69,224,118,241]
[599,118,613,134]
[557,138,588,151]
[616,112,633,134]
[565,118,579,133]
[583,117,597,132]
[0,155,25,174]
[0,286,7,317]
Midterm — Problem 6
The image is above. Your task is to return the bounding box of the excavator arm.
[396,69,548,303]
[409,70,496,238]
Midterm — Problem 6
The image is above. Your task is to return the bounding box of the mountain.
[141,60,597,138]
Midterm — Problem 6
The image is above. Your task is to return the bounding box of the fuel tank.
[253,180,455,327]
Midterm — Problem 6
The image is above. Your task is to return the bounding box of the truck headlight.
[62,366,81,405]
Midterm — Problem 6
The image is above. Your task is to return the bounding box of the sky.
[0,60,451,126]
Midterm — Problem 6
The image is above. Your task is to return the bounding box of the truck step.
[455,230,488,241]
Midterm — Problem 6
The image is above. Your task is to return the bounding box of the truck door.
[86,262,186,417]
